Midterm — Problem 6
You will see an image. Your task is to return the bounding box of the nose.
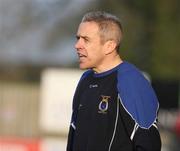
[75,40,80,50]
[75,38,83,50]
[75,41,79,49]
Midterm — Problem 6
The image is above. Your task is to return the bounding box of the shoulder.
[116,61,159,129]
[117,61,145,80]
[117,62,151,88]
[74,69,93,93]
[80,69,93,81]
[81,69,93,78]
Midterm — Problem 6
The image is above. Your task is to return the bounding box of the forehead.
[77,22,99,37]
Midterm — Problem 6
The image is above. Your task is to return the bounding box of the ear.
[104,40,117,55]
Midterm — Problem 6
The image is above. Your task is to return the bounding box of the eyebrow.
[76,35,90,41]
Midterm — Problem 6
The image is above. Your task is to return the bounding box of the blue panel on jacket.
[117,62,159,129]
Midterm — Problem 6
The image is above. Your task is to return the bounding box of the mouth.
[78,53,87,58]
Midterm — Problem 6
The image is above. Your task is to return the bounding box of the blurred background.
[0,0,180,150]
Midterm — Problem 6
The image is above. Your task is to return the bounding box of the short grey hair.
[81,11,123,50]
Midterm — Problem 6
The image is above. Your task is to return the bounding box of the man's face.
[75,21,106,71]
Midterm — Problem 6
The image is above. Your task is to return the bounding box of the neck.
[93,54,123,73]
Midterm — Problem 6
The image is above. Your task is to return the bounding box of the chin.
[79,66,88,70]
[79,64,92,70]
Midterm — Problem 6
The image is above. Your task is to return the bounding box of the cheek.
[90,51,104,63]
[86,44,104,60]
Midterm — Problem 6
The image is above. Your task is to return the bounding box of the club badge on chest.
[98,95,111,114]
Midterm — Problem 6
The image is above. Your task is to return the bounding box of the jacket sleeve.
[66,70,92,151]
[117,68,159,129]
[118,92,161,151]
[133,126,161,151]
[66,125,75,151]
[117,64,161,150]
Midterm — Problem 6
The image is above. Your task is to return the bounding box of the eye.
[84,37,90,43]
[84,38,88,42]
[76,36,80,40]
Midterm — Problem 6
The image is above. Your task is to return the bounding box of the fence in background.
[0,81,40,138]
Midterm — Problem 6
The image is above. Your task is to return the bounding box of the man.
[67,11,161,151]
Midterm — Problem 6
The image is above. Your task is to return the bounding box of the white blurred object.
[39,68,83,134]
[40,137,67,151]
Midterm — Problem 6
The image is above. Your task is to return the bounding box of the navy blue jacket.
[67,61,161,151]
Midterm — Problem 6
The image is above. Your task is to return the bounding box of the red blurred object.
[175,113,180,138]
[0,137,40,151]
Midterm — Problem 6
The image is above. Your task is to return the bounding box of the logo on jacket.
[98,95,111,114]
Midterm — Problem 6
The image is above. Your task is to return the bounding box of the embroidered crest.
[98,95,111,114]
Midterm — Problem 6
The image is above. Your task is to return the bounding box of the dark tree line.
[96,0,180,80]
